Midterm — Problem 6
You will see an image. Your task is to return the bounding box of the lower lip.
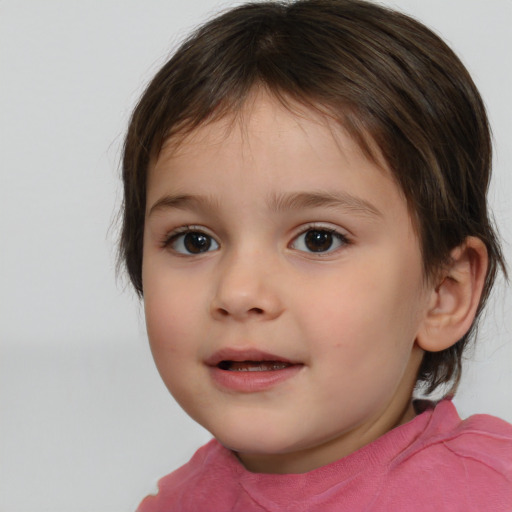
[208,365,303,392]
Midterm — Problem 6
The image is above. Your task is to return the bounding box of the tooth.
[227,361,290,371]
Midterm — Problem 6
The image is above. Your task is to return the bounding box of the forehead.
[154,91,389,177]
[148,91,406,217]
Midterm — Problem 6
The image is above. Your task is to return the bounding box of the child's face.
[142,93,431,474]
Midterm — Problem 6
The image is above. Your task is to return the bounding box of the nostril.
[214,306,266,319]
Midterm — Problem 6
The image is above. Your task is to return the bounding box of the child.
[120,0,512,510]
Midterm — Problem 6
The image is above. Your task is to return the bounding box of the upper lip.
[205,348,299,367]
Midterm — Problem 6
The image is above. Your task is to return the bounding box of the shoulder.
[385,400,512,510]
[405,400,512,471]
[441,407,512,474]
[136,439,239,512]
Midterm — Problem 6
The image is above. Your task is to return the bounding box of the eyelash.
[289,224,351,255]
[161,224,351,255]
[161,225,219,254]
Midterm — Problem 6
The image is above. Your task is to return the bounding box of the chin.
[210,422,301,456]
[227,431,323,455]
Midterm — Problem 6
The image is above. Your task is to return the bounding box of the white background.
[1,1,511,511]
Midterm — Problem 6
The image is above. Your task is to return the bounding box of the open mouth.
[217,360,292,372]
[208,351,303,391]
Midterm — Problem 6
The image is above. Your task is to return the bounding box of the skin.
[142,92,435,474]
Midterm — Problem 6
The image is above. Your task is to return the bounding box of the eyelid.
[290,222,351,240]
[161,225,220,252]
[289,223,351,254]
[159,222,350,255]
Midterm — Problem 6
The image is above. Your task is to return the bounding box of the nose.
[210,249,284,322]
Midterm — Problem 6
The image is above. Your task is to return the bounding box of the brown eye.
[304,230,334,252]
[291,228,347,253]
[170,231,219,254]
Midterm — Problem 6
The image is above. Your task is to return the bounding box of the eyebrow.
[268,191,383,218]
[148,194,220,217]
[147,191,382,219]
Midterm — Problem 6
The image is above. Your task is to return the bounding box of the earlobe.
[416,237,488,353]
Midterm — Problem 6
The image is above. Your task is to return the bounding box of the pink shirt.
[137,400,512,511]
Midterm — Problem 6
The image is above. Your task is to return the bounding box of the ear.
[416,236,488,353]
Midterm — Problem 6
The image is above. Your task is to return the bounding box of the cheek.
[143,283,202,399]
[301,257,424,360]
[143,268,201,356]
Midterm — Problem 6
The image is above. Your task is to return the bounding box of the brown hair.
[120,0,506,394]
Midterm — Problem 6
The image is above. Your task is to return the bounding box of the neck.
[237,398,418,474]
